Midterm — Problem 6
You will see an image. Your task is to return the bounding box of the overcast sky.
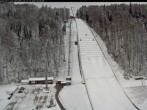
[15,2,147,16]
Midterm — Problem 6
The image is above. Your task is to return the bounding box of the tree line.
[0,2,69,84]
[77,4,147,79]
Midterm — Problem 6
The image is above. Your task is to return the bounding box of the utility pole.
[45,39,49,91]
[63,6,66,62]
[64,6,66,20]
[68,19,72,76]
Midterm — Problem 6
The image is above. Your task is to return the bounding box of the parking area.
[0,84,60,110]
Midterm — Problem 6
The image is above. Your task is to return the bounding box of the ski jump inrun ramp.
[75,18,139,110]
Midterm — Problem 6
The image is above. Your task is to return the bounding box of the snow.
[6,85,18,94]
[140,100,147,110]
[0,85,15,110]
[76,18,138,110]
[88,19,147,110]
[125,86,147,110]
[56,78,64,82]
[29,77,53,81]
[70,19,82,84]
[0,84,61,110]
[59,84,92,110]
[58,19,92,110]
[59,18,146,110]
[21,80,29,85]
[21,80,29,83]
[57,20,70,80]
[1,18,146,110]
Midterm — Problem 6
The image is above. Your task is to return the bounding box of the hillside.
[77,4,147,79]
[0,2,69,84]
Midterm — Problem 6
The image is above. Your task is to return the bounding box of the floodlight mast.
[45,39,49,91]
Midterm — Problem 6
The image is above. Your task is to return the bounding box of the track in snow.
[75,18,139,110]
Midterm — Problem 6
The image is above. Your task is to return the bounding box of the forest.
[0,2,69,84]
[77,4,147,79]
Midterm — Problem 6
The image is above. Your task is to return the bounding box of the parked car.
[18,87,25,93]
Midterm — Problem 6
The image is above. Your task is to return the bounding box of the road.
[59,18,140,110]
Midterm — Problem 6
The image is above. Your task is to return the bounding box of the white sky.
[15,2,147,16]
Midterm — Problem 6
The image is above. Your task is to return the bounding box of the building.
[6,86,18,95]
[56,78,64,85]
[66,81,71,85]
[21,80,29,85]
[29,77,54,84]
[70,16,75,19]
[65,76,71,85]
[6,85,18,100]
[66,76,71,81]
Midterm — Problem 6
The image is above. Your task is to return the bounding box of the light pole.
[63,6,66,62]
[45,39,49,91]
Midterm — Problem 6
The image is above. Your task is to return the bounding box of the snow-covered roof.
[66,76,71,78]
[21,80,29,83]
[7,86,18,92]
[56,78,64,81]
[29,77,53,81]
[61,81,66,84]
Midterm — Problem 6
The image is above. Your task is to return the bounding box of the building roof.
[21,80,29,83]
[7,86,18,92]
[56,78,64,81]
[66,76,71,78]
[29,77,53,81]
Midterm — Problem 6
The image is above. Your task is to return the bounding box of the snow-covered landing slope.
[59,84,92,110]
[76,18,138,110]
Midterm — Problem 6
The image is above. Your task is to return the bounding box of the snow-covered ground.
[0,84,15,110]
[59,84,92,110]
[88,20,147,110]
[59,18,147,110]
[0,84,61,110]
[1,18,147,110]
[70,19,82,84]
[57,21,70,80]
[76,18,139,110]
[59,19,92,110]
